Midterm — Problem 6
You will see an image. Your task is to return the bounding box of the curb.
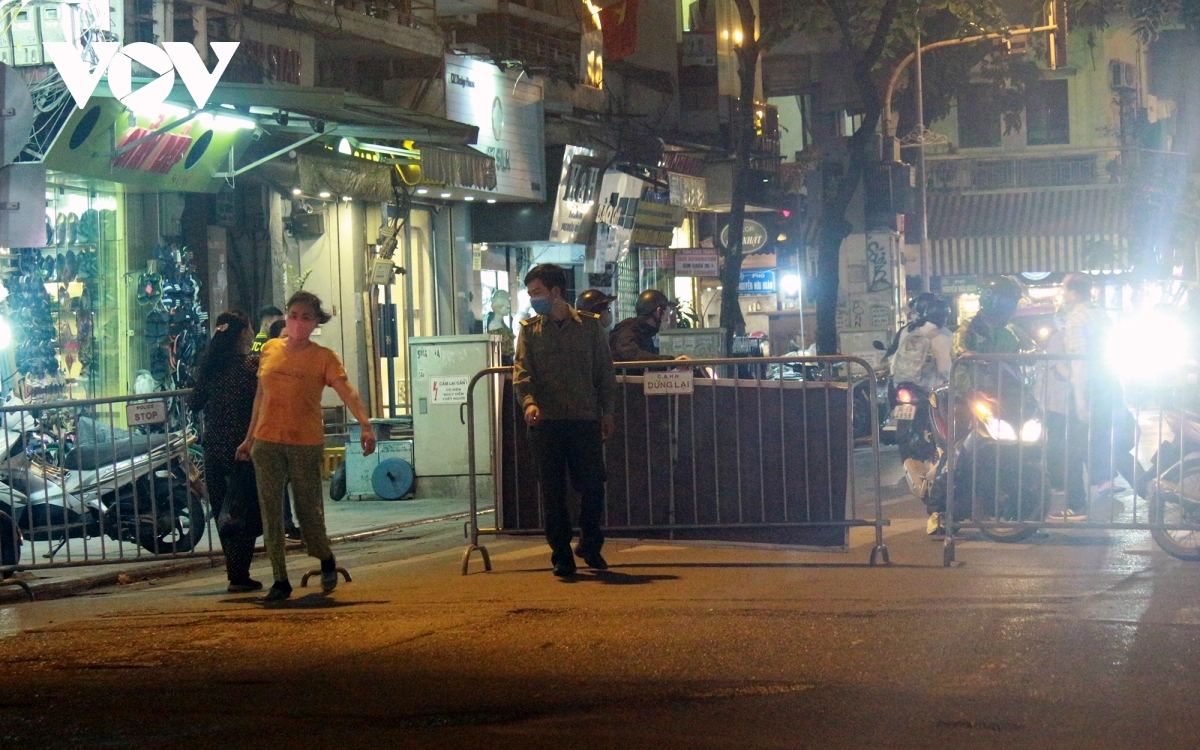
[0,508,495,605]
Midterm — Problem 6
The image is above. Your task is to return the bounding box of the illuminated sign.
[445,55,545,201]
[45,42,240,111]
[720,218,769,254]
[549,145,607,244]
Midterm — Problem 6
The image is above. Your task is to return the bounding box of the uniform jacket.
[513,306,617,421]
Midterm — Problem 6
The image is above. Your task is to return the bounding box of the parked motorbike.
[0,415,205,558]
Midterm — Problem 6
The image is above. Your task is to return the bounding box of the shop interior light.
[780,274,802,297]
[486,199,497,203]
[197,112,257,131]
[338,138,353,155]
[464,196,475,201]
[342,196,352,201]
[416,188,429,195]
[0,317,11,351]
[440,192,452,198]
[318,191,332,199]
[291,188,302,196]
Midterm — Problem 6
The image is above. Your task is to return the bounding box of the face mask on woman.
[286,315,317,341]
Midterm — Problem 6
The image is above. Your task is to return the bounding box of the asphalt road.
[0,480,1198,748]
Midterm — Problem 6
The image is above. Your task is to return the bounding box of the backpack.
[891,326,932,385]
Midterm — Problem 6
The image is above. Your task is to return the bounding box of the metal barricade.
[462,355,890,574]
[942,353,1200,566]
[0,390,212,571]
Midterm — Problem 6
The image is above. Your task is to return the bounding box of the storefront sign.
[44,97,245,193]
[739,269,776,294]
[720,218,769,253]
[46,42,240,110]
[940,275,977,295]
[127,400,167,426]
[549,145,606,244]
[445,55,546,201]
[640,253,674,271]
[675,249,720,277]
[430,376,470,404]
[643,370,693,396]
[632,200,685,247]
[594,170,642,264]
[668,172,707,209]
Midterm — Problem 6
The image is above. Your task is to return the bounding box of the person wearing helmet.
[953,276,1033,362]
[892,296,953,393]
[609,289,690,374]
[885,291,939,359]
[576,289,617,330]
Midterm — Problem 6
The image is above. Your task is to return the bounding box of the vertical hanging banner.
[593,170,643,264]
[599,0,639,62]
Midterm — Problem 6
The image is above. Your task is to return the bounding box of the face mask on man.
[600,310,613,330]
[530,297,553,316]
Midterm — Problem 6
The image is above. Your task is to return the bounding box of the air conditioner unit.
[1110,60,1136,90]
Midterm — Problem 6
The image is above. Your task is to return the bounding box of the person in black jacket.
[189,311,261,593]
[609,290,690,375]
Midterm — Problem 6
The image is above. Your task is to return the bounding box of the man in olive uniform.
[514,264,617,577]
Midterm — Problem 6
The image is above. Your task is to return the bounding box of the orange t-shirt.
[254,338,348,446]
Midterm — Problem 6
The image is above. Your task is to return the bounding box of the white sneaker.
[1046,509,1088,522]
[926,512,944,535]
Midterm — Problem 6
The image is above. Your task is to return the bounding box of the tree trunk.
[719,3,760,353]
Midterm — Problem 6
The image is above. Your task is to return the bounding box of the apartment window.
[1026,79,1070,146]
[958,84,1001,148]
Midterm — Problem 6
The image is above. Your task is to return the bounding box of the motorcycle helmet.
[916,297,951,328]
[575,289,616,315]
[634,289,678,317]
[978,276,1024,321]
[908,291,937,314]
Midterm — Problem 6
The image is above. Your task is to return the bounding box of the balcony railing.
[928,154,1102,191]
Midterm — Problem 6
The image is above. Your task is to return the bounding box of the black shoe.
[265,580,292,601]
[285,524,302,541]
[320,557,338,593]
[227,578,263,593]
[552,560,577,577]
[574,545,608,570]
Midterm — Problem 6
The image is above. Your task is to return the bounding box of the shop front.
[5,94,251,402]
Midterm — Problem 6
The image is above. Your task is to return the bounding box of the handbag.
[217,462,263,539]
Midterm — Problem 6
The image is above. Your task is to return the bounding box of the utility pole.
[914,25,930,294]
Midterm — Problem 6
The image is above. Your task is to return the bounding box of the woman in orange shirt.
[236,291,376,601]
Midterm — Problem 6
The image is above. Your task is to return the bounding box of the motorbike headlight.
[982,417,1018,442]
[1020,419,1042,444]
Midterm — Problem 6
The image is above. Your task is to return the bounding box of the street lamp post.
[882,23,1058,294]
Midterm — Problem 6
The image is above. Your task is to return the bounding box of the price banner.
[643,370,694,396]
[126,400,167,426]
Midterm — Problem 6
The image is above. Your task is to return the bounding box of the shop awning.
[43,80,495,192]
[926,186,1130,275]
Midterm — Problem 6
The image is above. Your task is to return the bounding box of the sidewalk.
[0,496,490,604]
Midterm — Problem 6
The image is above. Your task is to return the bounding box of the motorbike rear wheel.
[137,493,205,555]
[1149,463,1200,562]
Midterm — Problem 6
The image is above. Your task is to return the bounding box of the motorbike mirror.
[872,340,886,351]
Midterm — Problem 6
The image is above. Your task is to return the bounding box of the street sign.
[739,269,777,294]
[126,400,166,426]
[643,370,694,395]
[675,249,720,277]
[939,275,977,295]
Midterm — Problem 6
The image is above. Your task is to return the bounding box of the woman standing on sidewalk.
[189,311,261,592]
[236,291,376,601]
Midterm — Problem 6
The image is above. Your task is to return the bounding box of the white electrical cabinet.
[409,335,499,477]
[10,9,41,67]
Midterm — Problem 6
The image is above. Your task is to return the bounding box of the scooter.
[0,418,205,558]
[929,372,1048,543]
